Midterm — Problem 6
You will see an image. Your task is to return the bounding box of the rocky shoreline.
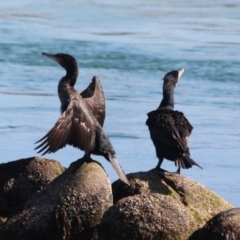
[0,157,239,240]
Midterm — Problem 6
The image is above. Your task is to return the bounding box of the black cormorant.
[146,69,202,174]
[35,52,129,185]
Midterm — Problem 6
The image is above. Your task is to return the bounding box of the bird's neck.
[58,68,79,112]
[64,67,78,87]
[158,85,175,109]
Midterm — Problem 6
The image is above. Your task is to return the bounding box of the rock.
[190,208,240,240]
[0,156,65,218]
[99,170,233,240]
[99,193,192,240]
[112,170,178,203]
[0,159,113,240]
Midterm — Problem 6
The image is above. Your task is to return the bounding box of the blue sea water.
[0,0,240,206]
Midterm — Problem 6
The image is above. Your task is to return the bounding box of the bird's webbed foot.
[165,167,181,174]
[154,167,167,172]
[70,153,92,167]
[152,166,181,175]
[70,156,86,169]
[83,153,94,163]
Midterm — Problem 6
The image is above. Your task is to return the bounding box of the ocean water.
[0,0,240,206]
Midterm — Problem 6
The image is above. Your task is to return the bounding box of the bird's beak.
[178,69,184,81]
[42,52,60,63]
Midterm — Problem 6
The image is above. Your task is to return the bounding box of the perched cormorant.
[35,52,129,185]
[146,69,202,174]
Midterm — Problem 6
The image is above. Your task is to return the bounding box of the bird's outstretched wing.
[146,109,193,152]
[80,76,105,127]
[35,96,96,155]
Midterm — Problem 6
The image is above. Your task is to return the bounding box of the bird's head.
[42,52,78,74]
[163,69,184,88]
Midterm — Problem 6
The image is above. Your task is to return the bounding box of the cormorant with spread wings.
[35,52,129,185]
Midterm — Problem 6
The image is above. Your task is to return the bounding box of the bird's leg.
[83,153,92,162]
[155,157,181,174]
[70,155,87,169]
[155,160,161,169]
[155,158,165,171]
[175,167,180,174]
[71,153,92,167]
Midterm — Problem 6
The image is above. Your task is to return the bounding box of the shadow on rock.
[112,169,176,203]
[0,158,113,240]
[190,208,240,240]
[0,156,65,219]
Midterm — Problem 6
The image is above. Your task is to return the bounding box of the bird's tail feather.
[109,155,130,185]
[175,155,202,170]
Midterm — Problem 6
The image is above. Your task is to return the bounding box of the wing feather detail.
[80,76,105,127]
[35,95,96,155]
[146,109,193,152]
